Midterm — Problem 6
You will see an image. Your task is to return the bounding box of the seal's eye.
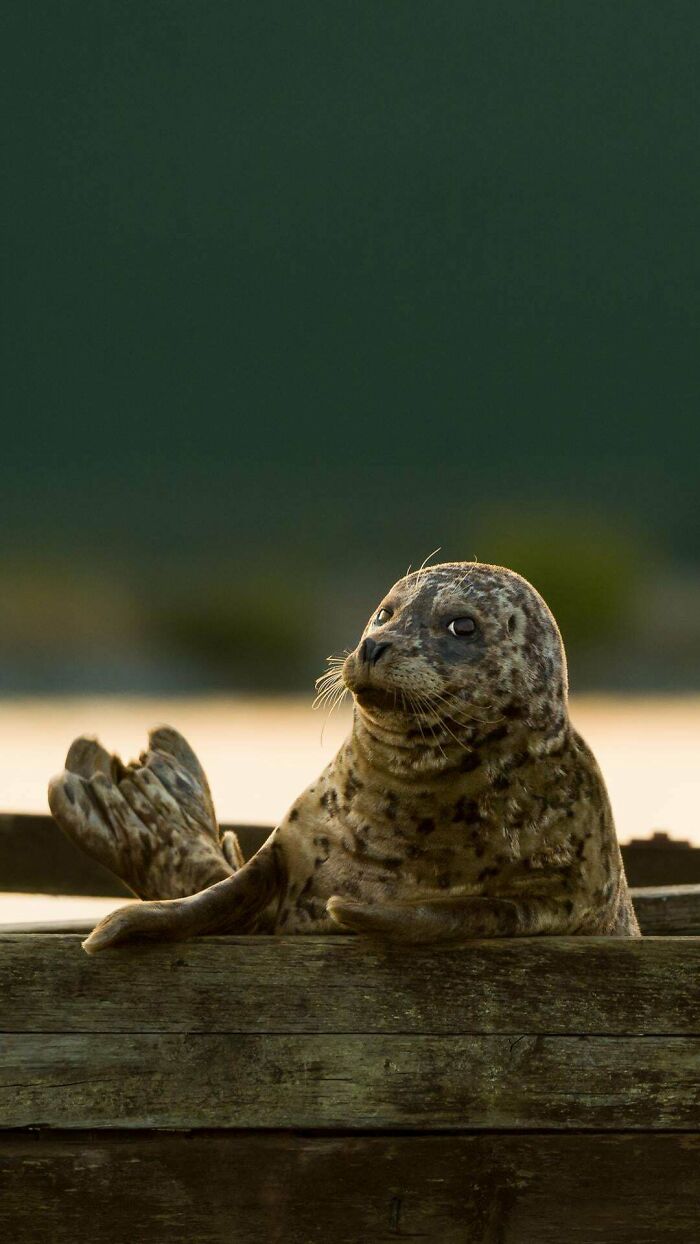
[448,616,477,638]
[375,607,393,625]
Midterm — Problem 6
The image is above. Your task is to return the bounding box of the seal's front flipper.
[327,894,574,942]
[82,841,284,953]
[49,726,242,900]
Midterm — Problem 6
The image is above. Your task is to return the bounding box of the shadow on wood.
[1,1131,698,1244]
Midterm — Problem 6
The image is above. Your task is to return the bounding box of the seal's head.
[341,562,568,741]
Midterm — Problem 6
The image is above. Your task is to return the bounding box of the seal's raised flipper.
[143,730,242,871]
[65,735,117,780]
[82,841,283,953]
[48,727,241,900]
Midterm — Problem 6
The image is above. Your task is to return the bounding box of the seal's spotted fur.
[49,562,640,951]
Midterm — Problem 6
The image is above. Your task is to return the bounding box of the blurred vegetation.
[2,6,699,693]
[0,524,697,694]
[474,512,643,648]
[148,576,318,691]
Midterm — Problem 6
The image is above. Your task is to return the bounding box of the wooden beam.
[0,814,270,896]
[3,933,700,1036]
[630,885,700,935]
[3,813,700,895]
[1,1131,698,1243]
[1,1030,697,1130]
[0,813,132,897]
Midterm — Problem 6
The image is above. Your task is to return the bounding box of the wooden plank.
[624,833,700,886]
[3,933,700,1036]
[0,919,96,934]
[0,813,132,897]
[4,812,700,894]
[631,885,700,935]
[1,1030,697,1129]
[0,814,269,896]
[0,1131,698,1242]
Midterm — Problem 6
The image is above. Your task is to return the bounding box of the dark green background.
[2,3,699,690]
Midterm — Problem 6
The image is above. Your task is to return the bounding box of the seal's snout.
[359,637,392,667]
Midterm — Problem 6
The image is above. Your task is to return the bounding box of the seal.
[48,561,640,953]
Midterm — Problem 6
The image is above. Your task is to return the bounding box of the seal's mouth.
[342,650,409,715]
[352,684,402,712]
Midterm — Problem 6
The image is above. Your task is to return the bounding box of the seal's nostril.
[360,637,392,666]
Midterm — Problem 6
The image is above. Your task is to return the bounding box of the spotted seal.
[48,561,640,952]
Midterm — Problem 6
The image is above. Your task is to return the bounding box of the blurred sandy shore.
[1,694,698,923]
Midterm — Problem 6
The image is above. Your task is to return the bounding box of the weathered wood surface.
[3,933,700,1035]
[0,813,132,896]
[630,885,700,935]
[0,813,268,896]
[3,812,700,894]
[1,1131,698,1243]
[2,1029,698,1129]
[625,833,700,886]
[2,932,698,1238]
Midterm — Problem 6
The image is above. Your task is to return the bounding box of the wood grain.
[1,1030,698,1129]
[631,885,700,934]
[1,1131,698,1243]
[3,932,700,1035]
[0,814,267,895]
[0,813,132,896]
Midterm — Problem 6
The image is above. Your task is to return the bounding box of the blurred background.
[1,2,699,908]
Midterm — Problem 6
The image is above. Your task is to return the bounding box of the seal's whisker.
[312,678,345,710]
[313,682,343,704]
[318,683,349,744]
[409,690,449,759]
[456,558,478,590]
[417,547,442,575]
[314,652,351,703]
[315,668,343,685]
[314,665,345,691]
[407,688,504,745]
[316,661,344,678]
[422,709,449,761]
[403,689,431,749]
[313,696,341,714]
[405,689,432,752]
[415,692,470,751]
[418,689,480,725]
[315,671,343,690]
[427,688,505,727]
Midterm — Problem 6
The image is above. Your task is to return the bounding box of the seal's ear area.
[82,842,283,954]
